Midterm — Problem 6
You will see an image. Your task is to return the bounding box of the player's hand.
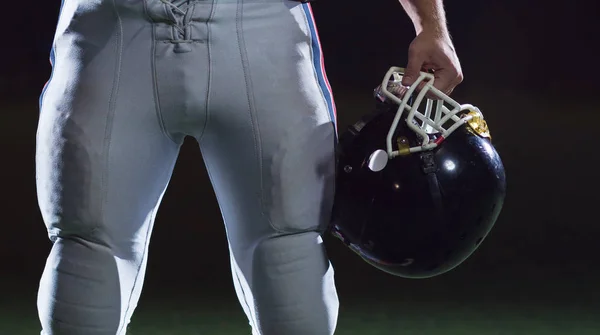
[401,29,463,97]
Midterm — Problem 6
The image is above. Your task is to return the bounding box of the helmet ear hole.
[367,150,388,172]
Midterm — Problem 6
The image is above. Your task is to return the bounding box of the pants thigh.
[37,0,180,255]
[202,0,337,244]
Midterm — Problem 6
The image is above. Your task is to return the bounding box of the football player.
[36,0,463,334]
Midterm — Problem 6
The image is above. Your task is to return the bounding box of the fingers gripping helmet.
[330,67,506,279]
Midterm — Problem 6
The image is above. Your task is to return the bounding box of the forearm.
[398,0,449,36]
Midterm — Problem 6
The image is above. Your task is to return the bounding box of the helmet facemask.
[377,67,491,158]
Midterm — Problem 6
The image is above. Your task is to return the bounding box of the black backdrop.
[1,0,599,327]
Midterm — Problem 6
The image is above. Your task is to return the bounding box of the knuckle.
[408,44,422,56]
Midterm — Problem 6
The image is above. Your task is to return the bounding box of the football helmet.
[330,67,506,279]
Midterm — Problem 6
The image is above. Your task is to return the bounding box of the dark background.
[1,0,599,333]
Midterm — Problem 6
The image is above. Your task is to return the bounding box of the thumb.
[402,49,424,87]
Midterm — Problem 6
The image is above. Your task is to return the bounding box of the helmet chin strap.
[366,142,445,224]
[420,151,446,225]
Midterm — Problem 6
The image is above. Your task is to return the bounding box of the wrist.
[415,19,448,37]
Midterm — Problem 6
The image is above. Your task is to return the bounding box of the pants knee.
[249,232,339,335]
